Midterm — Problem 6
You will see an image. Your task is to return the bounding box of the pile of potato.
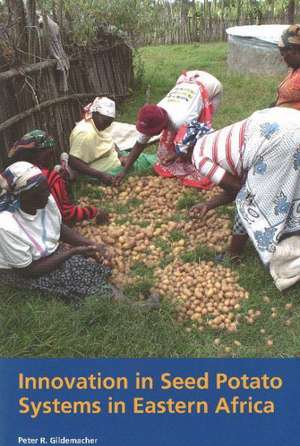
[78,222,164,287]
[152,260,248,332]
[176,217,232,253]
[77,176,249,331]
[104,176,183,217]
[80,176,232,253]
[101,176,224,215]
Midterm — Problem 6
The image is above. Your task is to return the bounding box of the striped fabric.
[192,119,247,184]
[43,169,97,225]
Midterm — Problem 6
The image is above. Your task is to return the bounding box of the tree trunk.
[27,0,37,64]
[288,0,295,24]
[6,0,28,55]
[236,0,242,26]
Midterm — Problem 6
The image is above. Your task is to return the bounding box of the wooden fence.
[139,13,300,46]
[0,42,133,168]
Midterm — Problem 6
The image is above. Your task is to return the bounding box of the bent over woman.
[114,70,223,188]
[188,107,300,289]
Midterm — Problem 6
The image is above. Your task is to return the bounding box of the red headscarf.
[136,104,168,136]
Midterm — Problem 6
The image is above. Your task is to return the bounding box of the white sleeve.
[196,157,226,184]
[0,228,33,268]
[136,131,151,145]
[192,147,226,185]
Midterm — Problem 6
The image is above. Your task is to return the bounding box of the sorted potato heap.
[152,260,249,332]
[77,176,248,330]
[79,176,232,253]
[175,216,232,254]
[78,221,164,288]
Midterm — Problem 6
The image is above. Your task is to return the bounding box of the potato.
[78,178,249,335]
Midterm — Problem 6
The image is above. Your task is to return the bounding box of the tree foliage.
[0,0,299,58]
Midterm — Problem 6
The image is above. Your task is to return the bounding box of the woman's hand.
[69,245,100,257]
[113,171,126,186]
[92,243,111,259]
[189,203,210,219]
[95,208,109,225]
[70,244,112,265]
[118,155,128,167]
[98,173,113,185]
[91,243,113,267]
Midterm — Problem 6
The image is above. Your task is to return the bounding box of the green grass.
[1,42,299,358]
[169,229,186,242]
[180,245,217,263]
[177,190,203,210]
[154,237,170,253]
[119,42,281,129]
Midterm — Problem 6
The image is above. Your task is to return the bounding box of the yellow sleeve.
[69,130,95,164]
[70,128,115,164]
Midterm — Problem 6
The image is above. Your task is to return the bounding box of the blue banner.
[0,359,299,445]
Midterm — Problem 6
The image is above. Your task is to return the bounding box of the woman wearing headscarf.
[0,161,114,299]
[184,106,300,290]
[8,130,109,226]
[275,24,300,110]
[114,70,223,188]
[69,96,157,176]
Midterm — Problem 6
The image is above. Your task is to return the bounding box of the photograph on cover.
[0,1,299,359]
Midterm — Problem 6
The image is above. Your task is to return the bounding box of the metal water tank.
[226,25,288,75]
